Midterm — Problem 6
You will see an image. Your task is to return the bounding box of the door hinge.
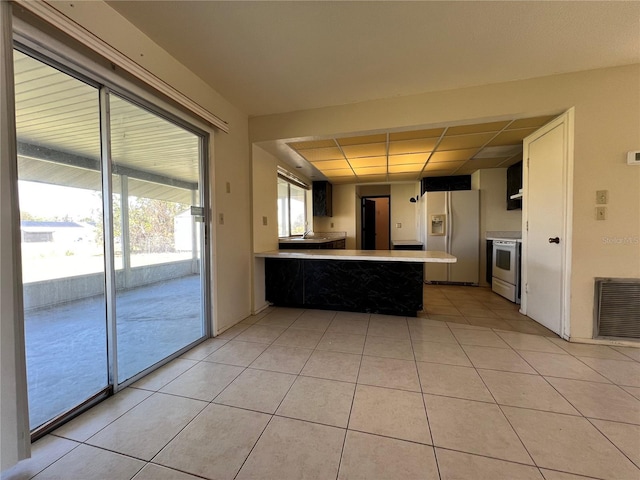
[527,158,530,168]
[526,221,528,231]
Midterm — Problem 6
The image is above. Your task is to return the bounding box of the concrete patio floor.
[25,274,203,429]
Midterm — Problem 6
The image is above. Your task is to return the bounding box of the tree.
[128,197,187,253]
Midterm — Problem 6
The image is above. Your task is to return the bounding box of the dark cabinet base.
[265,258,423,317]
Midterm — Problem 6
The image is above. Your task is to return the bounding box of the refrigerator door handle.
[446,192,452,281]
[447,192,453,253]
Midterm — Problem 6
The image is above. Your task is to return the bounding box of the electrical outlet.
[262,216,268,226]
[330,222,334,228]
[596,190,608,205]
[219,213,224,225]
[596,207,606,221]
[226,182,231,194]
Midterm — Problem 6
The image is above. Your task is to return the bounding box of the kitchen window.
[277,176,307,237]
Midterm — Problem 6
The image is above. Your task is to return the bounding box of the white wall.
[390,183,420,242]
[472,168,523,286]
[249,64,640,340]
[251,145,279,313]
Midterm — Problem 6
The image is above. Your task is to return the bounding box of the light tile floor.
[3,285,640,480]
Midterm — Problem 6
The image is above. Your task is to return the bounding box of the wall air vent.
[594,278,640,339]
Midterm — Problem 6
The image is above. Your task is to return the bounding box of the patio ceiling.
[13,49,200,202]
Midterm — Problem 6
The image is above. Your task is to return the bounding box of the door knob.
[548,237,560,244]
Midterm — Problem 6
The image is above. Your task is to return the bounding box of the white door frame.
[520,108,574,339]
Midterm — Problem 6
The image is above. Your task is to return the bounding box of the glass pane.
[14,50,108,429]
[277,177,290,237]
[496,249,511,270]
[290,184,306,235]
[109,94,204,383]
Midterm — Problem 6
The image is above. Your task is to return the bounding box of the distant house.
[20,221,93,244]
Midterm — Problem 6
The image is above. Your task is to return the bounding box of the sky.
[18,181,103,221]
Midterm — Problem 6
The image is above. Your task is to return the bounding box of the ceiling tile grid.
[286,115,557,184]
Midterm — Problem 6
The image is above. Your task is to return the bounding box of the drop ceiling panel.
[281,115,558,184]
[387,173,419,181]
[429,148,479,163]
[353,166,387,176]
[342,143,387,158]
[321,168,355,177]
[508,115,557,129]
[388,163,423,173]
[436,132,496,151]
[349,156,387,168]
[310,159,351,170]
[355,174,388,183]
[389,128,445,141]
[297,146,345,161]
[425,160,465,171]
[288,139,336,149]
[388,138,438,155]
[445,121,510,136]
[388,153,429,165]
[486,128,538,146]
[337,134,386,146]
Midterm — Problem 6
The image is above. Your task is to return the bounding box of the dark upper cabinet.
[313,181,333,217]
[506,161,523,210]
[421,175,471,194]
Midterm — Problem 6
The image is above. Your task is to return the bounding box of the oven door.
[492,241,517,285]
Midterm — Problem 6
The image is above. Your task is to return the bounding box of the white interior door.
[523,110,573,336]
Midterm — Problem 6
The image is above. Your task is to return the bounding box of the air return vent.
[594,278,640,339]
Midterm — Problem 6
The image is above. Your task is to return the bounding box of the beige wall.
[472,169,523,286]
[314,184,358,248]
[251,146,279,313]
[249,64,640,340]
[390,183,421,242]
[40,0,255,332]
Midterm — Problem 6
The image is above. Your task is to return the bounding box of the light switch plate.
[262,216,268,226]
[396,223,402,228]
[596,190,608,205]
[226,182,231,194]
[596,207,606,221]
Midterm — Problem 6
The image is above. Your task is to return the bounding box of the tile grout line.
[409,313,442,479]
[449,302,541,471]
[584,417,640,471]
[334,315,368,480]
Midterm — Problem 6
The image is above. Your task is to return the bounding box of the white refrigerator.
[419,190,480,285]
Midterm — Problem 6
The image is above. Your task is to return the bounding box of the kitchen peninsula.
[255,249,456,316]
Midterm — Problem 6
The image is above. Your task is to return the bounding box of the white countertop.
[485,230,521,241]
[255,249,456,263]
[278,234,346,244]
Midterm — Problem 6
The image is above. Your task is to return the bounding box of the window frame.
[277,176,308,238]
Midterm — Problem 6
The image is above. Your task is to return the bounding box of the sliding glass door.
[109,94,205,383]
[14,50,109,430]
[13,48,208,433]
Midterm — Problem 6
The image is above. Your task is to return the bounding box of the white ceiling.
[106,1,640,117]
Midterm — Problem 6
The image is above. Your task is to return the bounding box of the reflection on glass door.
[14,50,108,430]
[109,94,205,383]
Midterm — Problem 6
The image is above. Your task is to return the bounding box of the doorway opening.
[361,196,391,250]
